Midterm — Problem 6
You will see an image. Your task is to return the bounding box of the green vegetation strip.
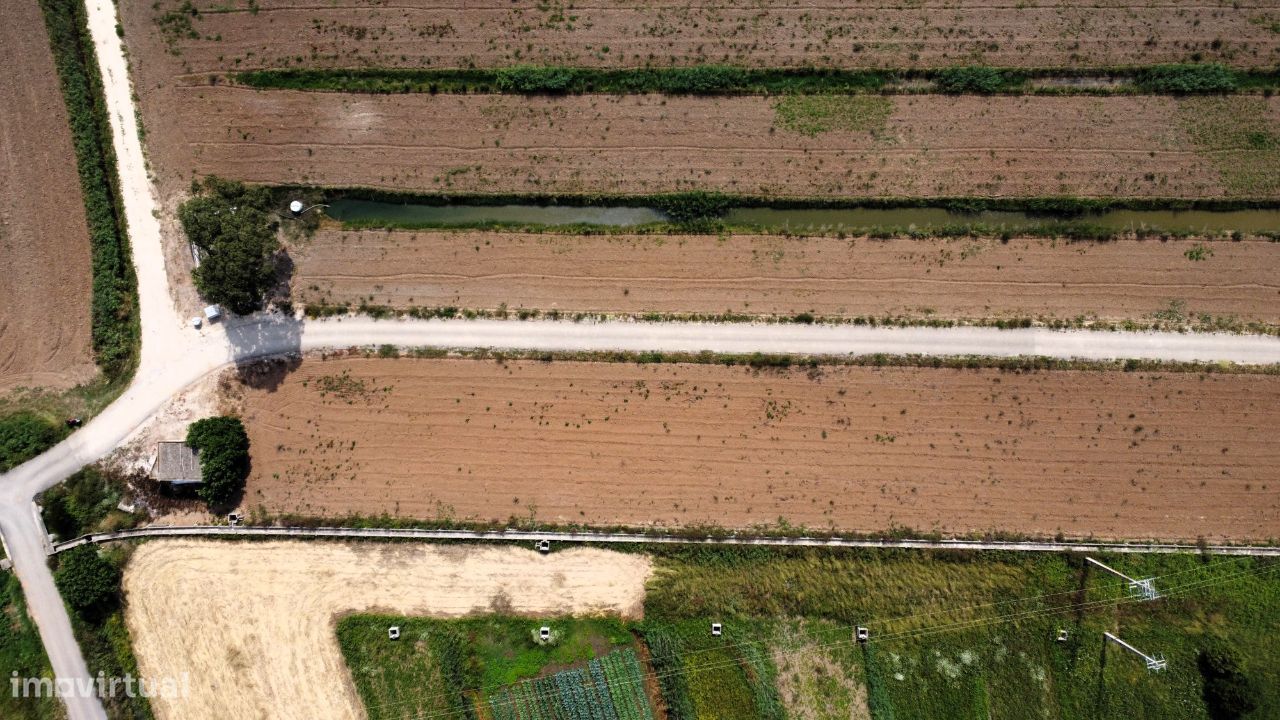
[0,575,61,720]
[337,548,1280,720]
[236,64,1280,96]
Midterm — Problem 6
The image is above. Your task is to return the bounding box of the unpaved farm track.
[131,0,1280,71]
[0,0,96,393]
[293,230,1280,326]
[138,90,1240,198]
[240,357,1280,542]
[124,540,652,720]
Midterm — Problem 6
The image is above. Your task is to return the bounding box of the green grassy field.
[338,548,1279,720]
[0,574,62,720]
[339,614,653,720]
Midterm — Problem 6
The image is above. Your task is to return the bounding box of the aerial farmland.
[1,0,1278,719]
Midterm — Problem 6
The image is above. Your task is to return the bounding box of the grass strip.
[236,63,1280,96]
[0,575,62,720]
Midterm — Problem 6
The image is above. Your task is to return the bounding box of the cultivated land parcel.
[0,0,96,394]
[292,230,1280,328]
[235,355,1280,541]
[131,0,1280,71]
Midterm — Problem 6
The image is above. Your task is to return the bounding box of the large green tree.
[179,178,279,314]
[54,546,120,617]
[186,416,251,509]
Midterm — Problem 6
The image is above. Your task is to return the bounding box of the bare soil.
[130,0,1280,72]
[238,356,1280,542]
[132,89,1239,199]
[0,1,96,393]
[124,540,652,720]
[291,230,1280,326]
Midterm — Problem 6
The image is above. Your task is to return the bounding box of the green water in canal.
[326,199,1280,233]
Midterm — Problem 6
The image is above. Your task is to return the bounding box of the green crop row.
[38,0,139,381]
[236,64,1280,96]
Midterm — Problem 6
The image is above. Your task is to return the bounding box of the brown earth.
[131,0,1280,72]
[131,89,1241,198]
[292,230,1280,326]
[124,540,652,720]
[0,1,96,393]
[237,356,1280,542]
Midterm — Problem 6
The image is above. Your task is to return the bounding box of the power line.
[360,557,1269,719]
[394,561,1276,720]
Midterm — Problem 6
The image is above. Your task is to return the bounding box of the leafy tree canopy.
[186,416,250,509]
[54,546,120,616]
[179,177,279,315]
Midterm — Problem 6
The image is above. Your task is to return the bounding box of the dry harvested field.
[0,0,96,393]
[135,89,1256,198]
[293,230,1280,325]
[129,0,1280,72]
[124,540,651,720]
[238,356,1280,541]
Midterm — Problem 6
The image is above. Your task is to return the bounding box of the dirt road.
[238,356,1280,541]
[293,230,1280,326]
[123,540,652,720]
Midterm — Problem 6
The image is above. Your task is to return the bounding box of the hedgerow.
[38,0,139,381]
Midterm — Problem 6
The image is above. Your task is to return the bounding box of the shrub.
[0,412,66,472]
[186,416,250,509]
[1138,64,1238,94]
[495,65,579,93]
[180,177,280,314]
[655,192,732,223]
[933,66,1012,94]
[54,546,120,617]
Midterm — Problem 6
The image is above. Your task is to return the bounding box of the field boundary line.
[48,524,1280,556]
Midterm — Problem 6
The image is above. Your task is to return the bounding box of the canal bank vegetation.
[236,63,1280,96]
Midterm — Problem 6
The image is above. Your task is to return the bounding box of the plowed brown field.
[292,230,1280,326]
[130,0,1280,72]
[239,357,1280,542]
[0,1,95,393]
[136,90,1238,198]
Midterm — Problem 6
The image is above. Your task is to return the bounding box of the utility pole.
[1103,632,1167,671]
[1086,557,1159,600]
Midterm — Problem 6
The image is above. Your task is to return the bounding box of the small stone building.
[153,442,201,485]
